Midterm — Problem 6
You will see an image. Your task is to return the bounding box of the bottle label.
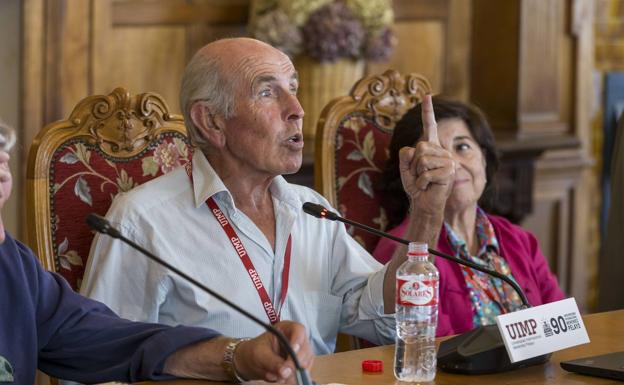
[397,278,438,306]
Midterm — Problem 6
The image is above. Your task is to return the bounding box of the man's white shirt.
[81,151,395,354]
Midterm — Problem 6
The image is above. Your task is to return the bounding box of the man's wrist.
[222,338,250,383]
[408,200,444,222]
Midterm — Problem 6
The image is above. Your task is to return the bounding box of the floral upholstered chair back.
[315,70,431,253]
[27,88,192,290]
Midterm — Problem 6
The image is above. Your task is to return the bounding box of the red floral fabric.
[334,113,392,252]
[49,133,192,290]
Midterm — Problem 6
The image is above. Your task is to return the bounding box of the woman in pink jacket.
[373,97,565,336]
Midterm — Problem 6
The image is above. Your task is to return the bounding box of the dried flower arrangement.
[249,0,395,63]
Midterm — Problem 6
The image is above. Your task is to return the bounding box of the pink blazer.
[373,214,566,336]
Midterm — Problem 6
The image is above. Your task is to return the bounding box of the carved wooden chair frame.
[315,69,432,208]
[26,87,188,274]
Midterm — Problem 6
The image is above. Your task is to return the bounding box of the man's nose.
[283,92,304,121]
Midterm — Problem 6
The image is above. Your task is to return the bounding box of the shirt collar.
[475,207,499,254]
[268,174,300,211]
[190,150,230,209]
[444,222,469,257]
[190,150,300,213]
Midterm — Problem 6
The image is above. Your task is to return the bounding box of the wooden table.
[148,310,624,385]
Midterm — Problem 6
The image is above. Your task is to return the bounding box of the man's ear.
[190,102,226,148]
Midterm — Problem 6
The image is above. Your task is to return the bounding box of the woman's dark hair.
[378,96,500,229]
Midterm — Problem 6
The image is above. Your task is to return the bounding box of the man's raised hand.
[398,94,456,216]
[422,93,439,145]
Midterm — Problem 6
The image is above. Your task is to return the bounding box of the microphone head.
[86,213,120,238]
[302,202,338,220]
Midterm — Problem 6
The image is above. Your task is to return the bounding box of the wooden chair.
[315,70,430,352]
[315,69,431,253]
[27,87,192,291]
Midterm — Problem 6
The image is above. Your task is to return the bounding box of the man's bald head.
[179,38,292,149]
[197,37,287,63]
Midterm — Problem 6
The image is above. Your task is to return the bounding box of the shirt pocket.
[303,291,342,354]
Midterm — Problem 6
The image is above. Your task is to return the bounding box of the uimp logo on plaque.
[495,297,590,363]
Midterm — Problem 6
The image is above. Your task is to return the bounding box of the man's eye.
[260,89,272,97]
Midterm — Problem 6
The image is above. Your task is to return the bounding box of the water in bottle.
[394,242,439,383]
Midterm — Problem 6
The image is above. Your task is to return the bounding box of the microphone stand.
[302,202,550,374]
[304,203,529,307]
[86,213,313,385]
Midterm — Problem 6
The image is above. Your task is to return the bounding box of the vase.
[294,56,365,160]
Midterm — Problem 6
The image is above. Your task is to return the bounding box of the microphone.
[302,202,550,374]
[86,213,314,385]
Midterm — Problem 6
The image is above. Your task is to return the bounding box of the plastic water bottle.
[394,242,439,382]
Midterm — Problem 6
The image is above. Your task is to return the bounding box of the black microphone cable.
[302,202,530,308]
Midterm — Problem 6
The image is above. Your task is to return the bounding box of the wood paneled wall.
[24,0,248,127]
[471,0,595,310]
[367,0,471,101]
[22,0,249,237]
[472,0,570,137]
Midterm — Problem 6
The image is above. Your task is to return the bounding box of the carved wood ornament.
[64,87,180,157]
[315,69,431,204]
[27,87,187,273]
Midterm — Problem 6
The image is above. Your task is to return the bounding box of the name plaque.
[495,298,590,363]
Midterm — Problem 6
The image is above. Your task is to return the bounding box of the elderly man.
[0,129,312,384]
[81,38,456,354]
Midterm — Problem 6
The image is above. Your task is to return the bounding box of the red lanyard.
[185,162,292,324]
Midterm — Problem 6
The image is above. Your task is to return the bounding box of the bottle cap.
[362,359,383,372]
[408,242,428,256]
